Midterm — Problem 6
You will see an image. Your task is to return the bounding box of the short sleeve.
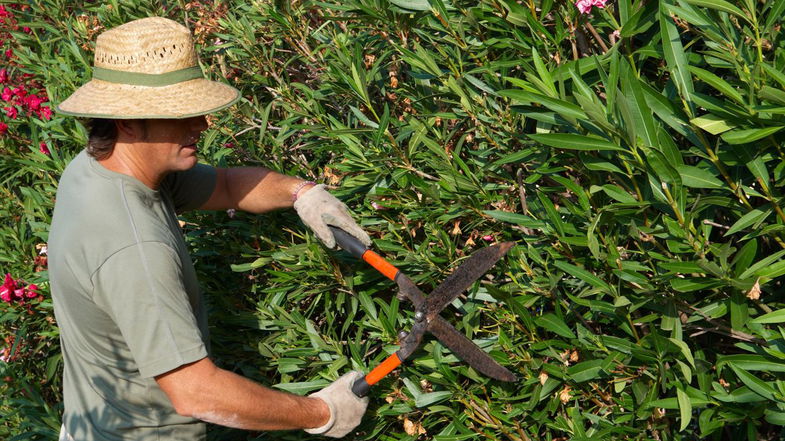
[91,242,208,378]
[161,163,217,212]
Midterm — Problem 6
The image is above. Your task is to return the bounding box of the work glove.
[293,184,371,249]
[305,371,369,438]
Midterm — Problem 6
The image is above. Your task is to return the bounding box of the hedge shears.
[329,227,517,397]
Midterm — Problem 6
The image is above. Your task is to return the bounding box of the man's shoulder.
[49,151,175,268]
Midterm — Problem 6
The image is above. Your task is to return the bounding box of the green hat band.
[92,66,203,87]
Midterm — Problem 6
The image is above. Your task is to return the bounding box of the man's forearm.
[200,167,314,213]
[156,358,329,431]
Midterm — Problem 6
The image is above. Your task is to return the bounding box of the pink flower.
[0,288,10,303]
[575,0,593,14]
[0,68,7,84]
[1,87,12,101]
[482,235,493,241]
[0,6,8,18]
[23,27,31,34]
[25,284,39,298]
[0,122,7,136]
[576,0,607,14]
[39,106,51,120]
[39,142,50,155]
[4,49,12,59]
[5,106,16,119]
[24,94,42,111]
[13,86,26,98]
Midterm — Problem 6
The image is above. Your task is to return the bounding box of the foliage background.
[3,0,785,439]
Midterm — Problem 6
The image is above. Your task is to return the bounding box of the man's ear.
[115,119,147,141]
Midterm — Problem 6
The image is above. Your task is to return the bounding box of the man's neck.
[99,143,163,189]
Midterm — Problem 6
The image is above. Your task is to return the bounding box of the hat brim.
[56,78,241,119]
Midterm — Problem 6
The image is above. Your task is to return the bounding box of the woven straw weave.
[57,17,239,119]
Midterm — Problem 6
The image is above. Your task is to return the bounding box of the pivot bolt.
[398,331,409,340]
[414,311,425,322]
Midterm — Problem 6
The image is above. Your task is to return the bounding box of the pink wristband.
[292,181,317,201]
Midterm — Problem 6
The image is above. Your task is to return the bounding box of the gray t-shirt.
[49,150,216,441]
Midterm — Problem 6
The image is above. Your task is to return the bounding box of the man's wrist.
[292,180,317,202]
[305,396,334,433]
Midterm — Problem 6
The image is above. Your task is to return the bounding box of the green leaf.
[730,365,777,401]
[528,133,626,151]
[567,359,605,383]
[720,355,785,372]
[596,184,638,204]
[677,385,692,432]
[690,114,737,135]
[739,249,785,279]
[231,257,273,272]
[660,1,695,115]
[676,165,724,189]
[747,157,771,189]
[725,208,772,236]
[483,210,545,230]
[498,89,587,120]
[687,65,745,105]
[531,48,557,97]
[535,313,576,339]
[721,126,785,144]
[389,0,431,11]
[680,0,751,24]
[670,277,724,292]
[668,338,695,368]
[752,309,785,324]
[554,260,611,291]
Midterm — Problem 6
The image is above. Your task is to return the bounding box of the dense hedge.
[3,0,785,439]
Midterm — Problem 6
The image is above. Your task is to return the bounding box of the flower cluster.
[575,0,608,14]
[0,4,53,145]
[0,273,41,305]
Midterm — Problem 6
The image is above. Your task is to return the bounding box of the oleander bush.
[4,0,785,439]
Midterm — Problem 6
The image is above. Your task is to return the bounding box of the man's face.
[138,116,209,173]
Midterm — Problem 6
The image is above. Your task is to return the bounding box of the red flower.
[1,87,12,101]
[39,142,50,155]
[0,274,16,303]
[0,6,8,18]
[0,122,7,136]
[4,49,12,59]
[0,68,7,84]
[39,106,51,120]
[5,106,16,119]
[24,94,42,111]
[25,284,39,298]
[22,27,31,34]
[13,86,26,98]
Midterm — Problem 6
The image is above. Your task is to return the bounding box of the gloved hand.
[305,371,369,438]
[293,184,371,249]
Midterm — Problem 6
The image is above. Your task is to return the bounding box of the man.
[50,17,369,440]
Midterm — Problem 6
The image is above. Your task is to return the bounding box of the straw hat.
[57,17,240,119]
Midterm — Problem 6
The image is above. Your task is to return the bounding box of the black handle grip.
[351,376,371,398]
[328,226,368,258]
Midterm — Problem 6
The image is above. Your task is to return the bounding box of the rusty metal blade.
[428,317,517,382]
[425,242,515,320]
[394,272,426,310]
[396,321,428,361]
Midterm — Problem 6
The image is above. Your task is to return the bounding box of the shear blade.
[425,242,515,320]
[428,317,517,382]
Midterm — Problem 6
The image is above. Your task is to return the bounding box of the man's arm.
[197,167,371,248]
[155,357,329,431]
[199,167,314,213]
